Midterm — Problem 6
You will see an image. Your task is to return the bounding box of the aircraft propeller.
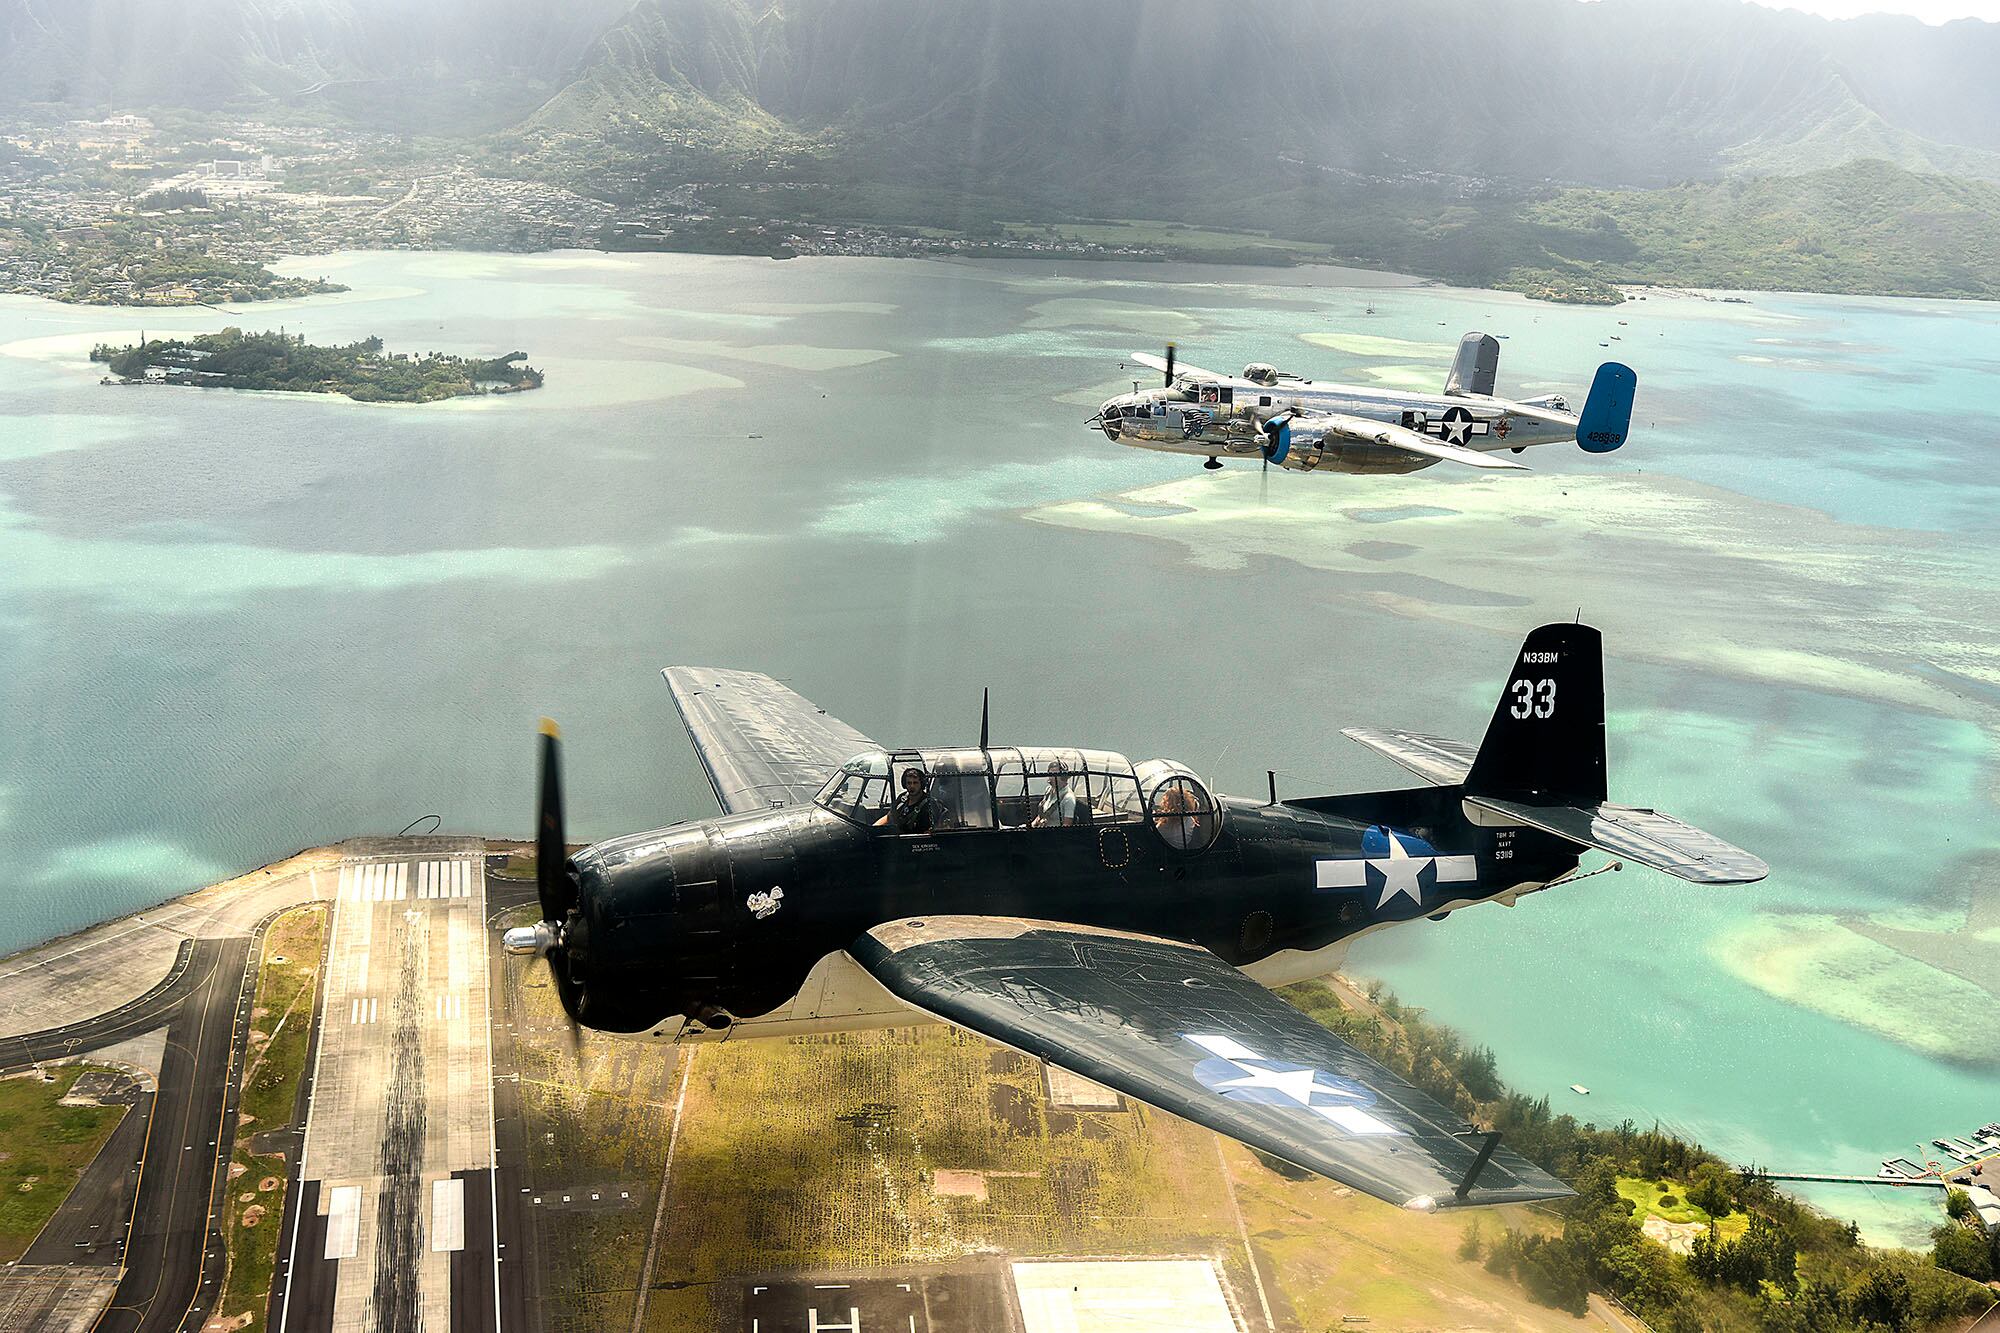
[1163,342,1175,388]
[1257,408,1296,470]
[504,718,585,1054]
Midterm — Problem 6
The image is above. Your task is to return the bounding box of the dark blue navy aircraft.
[506,624,1764,1213]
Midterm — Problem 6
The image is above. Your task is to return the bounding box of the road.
[0,933,259,1333]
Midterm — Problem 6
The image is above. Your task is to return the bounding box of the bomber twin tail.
[504,624,1761,1213]
[1092,332,1636,475]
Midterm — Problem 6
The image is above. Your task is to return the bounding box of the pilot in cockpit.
[1031,760,1080,828]
[876,767,932,834]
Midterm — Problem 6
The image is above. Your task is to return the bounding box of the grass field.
[494,956,1592,1333]
[493,886,1596,1333]
[0,1065,128,1262]
[217,903,329,1333]
[498,905,681,1333]
[1617,1176,1751,1243]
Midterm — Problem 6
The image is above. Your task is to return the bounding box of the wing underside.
[1308,413,1528,470]
[663,666,878,815]
[850,916,1573,1210]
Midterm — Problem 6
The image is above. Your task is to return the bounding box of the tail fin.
[1460,623,1768,884]
[1575,362,1635,453]
[1444,332,1500,397]
[1464,623,1606,805]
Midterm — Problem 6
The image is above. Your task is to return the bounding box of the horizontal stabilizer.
[1465,796,1768,885]
[1343,728,1475,786]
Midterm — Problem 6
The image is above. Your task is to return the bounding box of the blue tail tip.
[1577,361,1635,453]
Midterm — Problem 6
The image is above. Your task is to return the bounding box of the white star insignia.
[1213,1063,1325,1105]
[1373,829,1427,909]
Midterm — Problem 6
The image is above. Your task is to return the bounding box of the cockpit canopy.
[815,748,1220,848]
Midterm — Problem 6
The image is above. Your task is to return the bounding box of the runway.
[271,847,500,1333]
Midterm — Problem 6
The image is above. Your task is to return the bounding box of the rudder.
[1576,362,1635,453]
[1463,624,1606,805]
[1444,332,1500,397]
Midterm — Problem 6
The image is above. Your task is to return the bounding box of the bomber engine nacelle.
[1260,417,1436,475]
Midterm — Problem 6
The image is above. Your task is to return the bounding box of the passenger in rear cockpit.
[1031,761,1080,828]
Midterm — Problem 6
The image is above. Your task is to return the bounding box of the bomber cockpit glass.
[1135,759,1221,852]
[925,749,996,831]
[814,751,892,824]
[875,747,1141,833]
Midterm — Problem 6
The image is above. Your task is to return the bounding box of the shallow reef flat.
[1028,467,2000,728]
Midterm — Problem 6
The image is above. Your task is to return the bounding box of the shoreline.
[21,242,2000,314]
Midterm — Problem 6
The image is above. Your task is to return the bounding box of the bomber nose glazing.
[1094,395,1126,438]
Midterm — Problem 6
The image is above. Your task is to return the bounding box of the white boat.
[1570,1084,1591,1095]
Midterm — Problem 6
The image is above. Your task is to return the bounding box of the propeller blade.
[559,991,584,1060]
[535,718,568,924]
[1164,342,1175,388]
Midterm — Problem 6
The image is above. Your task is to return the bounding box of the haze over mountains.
[12,0,2000,301]
[8,0,2000,193]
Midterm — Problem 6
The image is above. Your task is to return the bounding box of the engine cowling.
[1259,416,1441,474]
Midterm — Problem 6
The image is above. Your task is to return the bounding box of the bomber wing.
[1304,413,1528,470]
[1129,350,1227,382]
[850,916,1572,1210]
[663,667,877,815]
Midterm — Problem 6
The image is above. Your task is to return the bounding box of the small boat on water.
[1570,1084,1591,1095]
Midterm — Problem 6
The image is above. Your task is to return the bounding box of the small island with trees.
[90,328,544,403]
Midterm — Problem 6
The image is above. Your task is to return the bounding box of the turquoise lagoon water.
[0,250,1993,1243]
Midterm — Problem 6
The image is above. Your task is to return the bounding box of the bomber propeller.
[503,718,585,1052]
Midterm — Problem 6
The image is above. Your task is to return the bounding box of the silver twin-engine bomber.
[1091,332,1636,476]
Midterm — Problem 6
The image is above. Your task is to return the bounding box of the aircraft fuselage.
[1098,376,1576,472]
[553,781,1581,1041]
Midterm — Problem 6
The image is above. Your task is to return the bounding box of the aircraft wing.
[663,667,877,815]
[850,916,1573,1210]
[1130,350,1226,382]
[1308,413,1528,471]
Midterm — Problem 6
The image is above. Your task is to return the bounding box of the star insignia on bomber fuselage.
[1314,826,1478,911]
[1439,405,1485,446]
